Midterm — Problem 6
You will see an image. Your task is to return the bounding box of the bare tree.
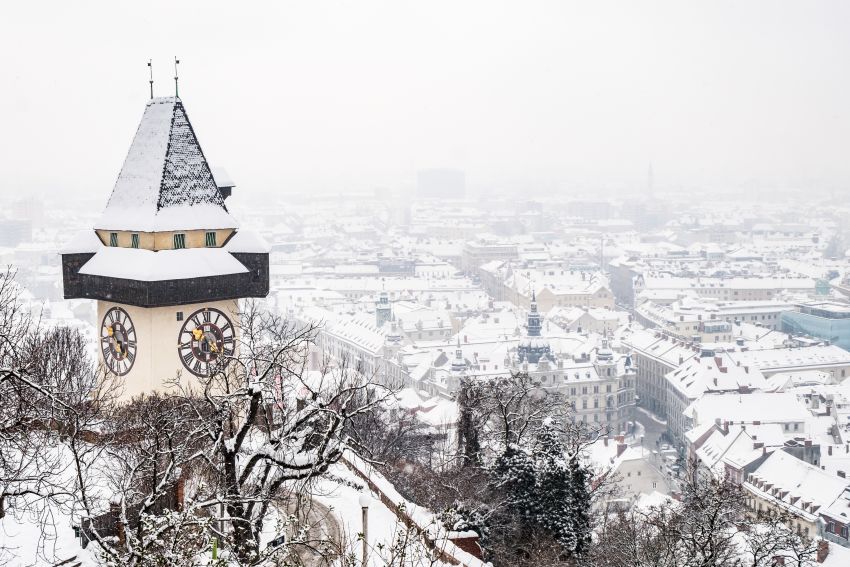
[587,460,819,567]
[158,301,392,565]
[0,268,120,563]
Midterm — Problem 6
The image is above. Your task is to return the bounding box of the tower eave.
[61,251,269,308]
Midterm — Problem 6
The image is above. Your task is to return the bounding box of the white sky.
[1,1,849,200]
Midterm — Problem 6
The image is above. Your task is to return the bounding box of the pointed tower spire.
[95,97,237,232]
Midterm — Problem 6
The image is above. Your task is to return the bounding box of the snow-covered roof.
[725,345,850,373]
[224,229,271,253]
[60,229,102,254]
[94,97,238,232]
[210,166,235,188]
[78,247,248,281]
[666,355,768,399]
[747,450,849,521]
[685,392,810,426]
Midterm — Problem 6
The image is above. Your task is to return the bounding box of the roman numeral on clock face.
[101,307,136,376]
[178,307,235,376]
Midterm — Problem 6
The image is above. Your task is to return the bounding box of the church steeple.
[527,289,542,337]
[517,288,550,365]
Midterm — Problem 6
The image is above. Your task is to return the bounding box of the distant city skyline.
[2,1,849,200]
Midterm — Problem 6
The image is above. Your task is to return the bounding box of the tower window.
[173,233,186,249]
[109,232,118,247]
[131,233,140,249]
[205,231,217,247]
[176,311,184,322]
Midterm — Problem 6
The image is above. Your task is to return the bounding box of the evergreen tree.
[457,377,482,466]
[533,421,574,550]
[566,451,592,555]
[491,444,537,524]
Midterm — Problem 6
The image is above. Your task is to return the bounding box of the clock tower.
[61,96,269,398]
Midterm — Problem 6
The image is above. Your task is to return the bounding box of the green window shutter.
[173,233,186,249]
[205,231,216,247]
[131,234,140,249]
[109,233,118,247]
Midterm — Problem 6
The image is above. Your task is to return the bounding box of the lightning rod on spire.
[147,59,154,99]
[173,56,180,98]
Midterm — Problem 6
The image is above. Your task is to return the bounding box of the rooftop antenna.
[147,59,154,99]
[173,56,180,98]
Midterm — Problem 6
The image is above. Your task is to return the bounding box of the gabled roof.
[95,97,238,232]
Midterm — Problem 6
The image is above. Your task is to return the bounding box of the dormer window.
[131,233,140,249]
[109,232,118,247]
[173,233,186,249]
[205,231,217,247]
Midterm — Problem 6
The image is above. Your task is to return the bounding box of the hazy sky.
[1,1,849,200]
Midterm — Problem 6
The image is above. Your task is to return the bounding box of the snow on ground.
[310,456,494,566]
[312,462,453,566]
[0,493,97,566]
[636,406,668,426]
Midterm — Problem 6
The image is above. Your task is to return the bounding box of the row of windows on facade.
[574,412,618,424]
[108,231,217,249]
[571,397,619,410]
[749,498,813,537]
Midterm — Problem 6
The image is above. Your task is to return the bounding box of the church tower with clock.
[61,96,269,398]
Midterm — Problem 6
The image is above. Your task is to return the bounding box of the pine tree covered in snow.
[533,421,575,551]
[483,419,594,561]
[566,450,592,555]
[491,444,537,525]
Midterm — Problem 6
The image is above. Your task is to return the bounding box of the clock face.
[100,307,137,376]
[177,307,235,376]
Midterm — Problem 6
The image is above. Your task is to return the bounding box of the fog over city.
[4,2,850,567]
[3,1,850,200]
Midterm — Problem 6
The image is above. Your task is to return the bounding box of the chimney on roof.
[838,471,846,479]
[817,540,829,563]
[603,437,609,447]
[723,421,729,434]
[829,446,833,456]
[805,439,812,447]
[617,442,628,457]
[754,441,764,449]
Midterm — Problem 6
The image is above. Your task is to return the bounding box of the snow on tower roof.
[94,97,238,232]
[60,229,103,254]
[224,229,271,253]
[78,247,248,281]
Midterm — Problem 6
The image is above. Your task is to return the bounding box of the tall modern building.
[61,97,269,397]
